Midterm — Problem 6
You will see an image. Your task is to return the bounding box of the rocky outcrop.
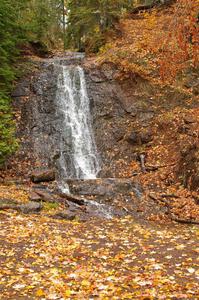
[27,178,167,221]
[84,62,159,176]
[10,55,191,179]
[66,178,141,198]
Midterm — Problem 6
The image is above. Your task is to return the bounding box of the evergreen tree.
[0,0,26,165]
[65,0,134,52]
[21,0,63,49]
[0,0,65,165]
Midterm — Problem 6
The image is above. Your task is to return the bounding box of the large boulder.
[0,199,42,214]
[53,211,77,221]
[30,169,55,183]
[29,191,42,202]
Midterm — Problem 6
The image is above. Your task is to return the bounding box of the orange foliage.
[158,0,199,81]
[99,0,199,84]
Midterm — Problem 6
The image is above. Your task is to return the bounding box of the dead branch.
[161,194,180,199]
[146,163,176,170]
[139,154,146,173]
[171,217,199,225]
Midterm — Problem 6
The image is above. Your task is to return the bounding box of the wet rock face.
[13,58,86,177]
[85,63,156,177]
[12,57,157,178]
[13,56,101,179]
[14,61,63,174]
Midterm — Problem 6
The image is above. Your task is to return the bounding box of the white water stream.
[55,64,100,182]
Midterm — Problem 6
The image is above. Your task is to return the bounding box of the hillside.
[98,0,198,87]
[90,1,199,222]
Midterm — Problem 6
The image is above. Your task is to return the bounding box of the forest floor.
[0,204,199,300]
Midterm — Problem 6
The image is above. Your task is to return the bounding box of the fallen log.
[146,163,176,171]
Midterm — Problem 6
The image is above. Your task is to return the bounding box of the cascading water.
[55,63,100,182]
[32,57,141,219]
[13,53,142,219]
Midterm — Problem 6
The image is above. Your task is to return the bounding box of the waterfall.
[55,64,100,181]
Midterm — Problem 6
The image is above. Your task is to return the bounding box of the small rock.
[29,191,42,202]
[113,128,125,142]
[125,106,137,114]
[30,169,55,183]
[184,78,199,89]
[127,130,153,145]
[19,202,42,214]
[32,185,47,190]
[178,124,190,134]
[140,130,153,144]
[67,178,139,198]
[11,80,30,97]
[148,193,158,201]
[52,150,61,161]
[184,115,197,124]
[33,189,57,203]
[131,110,138,117]
[193,84,199,95]
[53,211,77,221]
[127,132,140,145]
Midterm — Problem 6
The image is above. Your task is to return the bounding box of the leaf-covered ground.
[0,208,198,299]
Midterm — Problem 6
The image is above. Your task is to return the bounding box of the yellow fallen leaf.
[81,279,90,287]
[36,289,45,297]
[64,289,71,297]
[176,244,185,250]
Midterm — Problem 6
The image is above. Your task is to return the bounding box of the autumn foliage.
[99,0,199,83]
[158,0,199,80]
